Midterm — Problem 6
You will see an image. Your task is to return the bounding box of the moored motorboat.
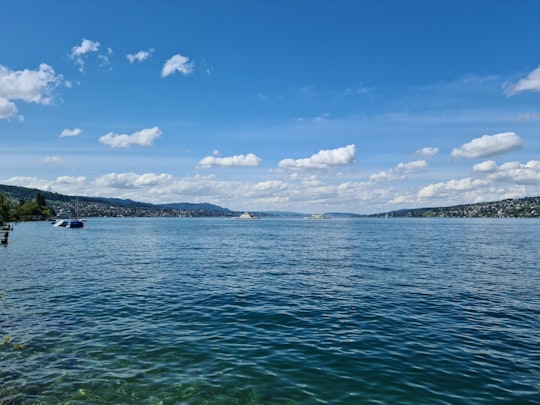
[53,219,69,227]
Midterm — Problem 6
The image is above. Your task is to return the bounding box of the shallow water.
[1,218,539,404]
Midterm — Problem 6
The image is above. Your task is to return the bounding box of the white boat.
[234,212,257,219]
[304,214,327,219]
[53,219,69,227]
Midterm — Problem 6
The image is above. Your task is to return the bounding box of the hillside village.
[48,199,234,218]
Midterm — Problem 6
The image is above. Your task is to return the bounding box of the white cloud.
[0,97,17,119]
[127,49,154,63]
[486,160,540,185]
[3,176,53,191]
[0,64,63,120]
[98,48,113,69]
[473,160,497,173]
[93,172,173,189]
[505,65,540,95]
[2,176,85,193]
[415,146,439,158]
[417,159,540,206]
[418,178,489,199]
[93,172,139,188]
[451,132,522,159]
[279,144,356,170]
[99,126,162,148]
[60,128,82,137]
[56,175,87,184]
[369,160,428,183]
[161,54,194,77]
[71,38,100,57]
[198,153,262,168]
[70,38,101,72]
[43,156,63,164]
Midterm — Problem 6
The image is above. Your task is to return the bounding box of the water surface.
[1,218,539,404]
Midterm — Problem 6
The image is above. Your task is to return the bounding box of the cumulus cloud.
[198,153,262,168]
[71,38,100,57]
[0,97,17,119]
[451,132,522,159]
[473,160,497,173]
[369,160,428,183]
[279,144,356,170]
[415,146,439,158]
[43,156,63,164]
[483,160,540,184]
[127,49,154,63]
[56,175,87,184]
[93,172,173,188]
[505,65,540,96]
[3,176,86,193]
[0,63,63,120]
[60,128,82,137]
[99,126,162,148]
[70,38,101,72]
[417,159,540,205]
[161,54,194,77]
[418,178,489,199]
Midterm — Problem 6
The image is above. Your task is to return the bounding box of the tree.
[11,198,50,221]
[36,192,46,207]
[0,193,12,223]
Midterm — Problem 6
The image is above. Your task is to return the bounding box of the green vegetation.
[0,193,11,223]
[0,190,51,223]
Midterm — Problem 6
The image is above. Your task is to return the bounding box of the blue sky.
[1,0,540,214]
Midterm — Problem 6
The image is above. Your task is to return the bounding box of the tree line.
[0,192,51,223]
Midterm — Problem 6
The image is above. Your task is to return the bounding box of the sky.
[1,0,540,214]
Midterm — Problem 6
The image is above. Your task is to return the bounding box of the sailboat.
[67,200,84,228]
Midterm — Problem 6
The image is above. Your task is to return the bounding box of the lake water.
[1,217,539,404]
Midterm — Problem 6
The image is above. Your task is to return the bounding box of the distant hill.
[0,184,73,203]
[371,196,540,218]
[0,184,233,217]
[0,184,157,209]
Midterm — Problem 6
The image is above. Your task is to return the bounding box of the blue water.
[1,218,539,404]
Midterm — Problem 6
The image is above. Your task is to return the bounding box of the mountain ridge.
[0,184,233,217]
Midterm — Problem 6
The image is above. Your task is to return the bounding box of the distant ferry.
[304,214,327,219]
[234,212,257,219]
